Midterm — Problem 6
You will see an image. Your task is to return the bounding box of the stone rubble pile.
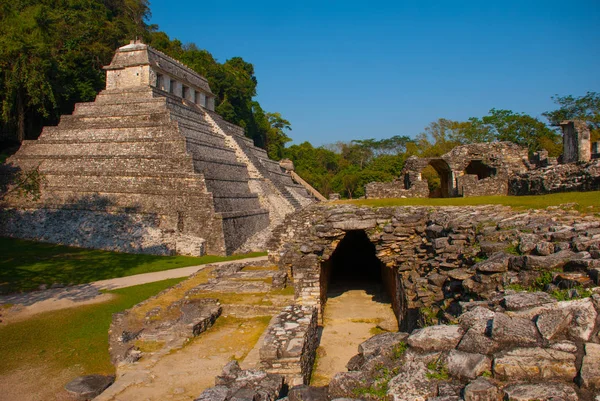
[277,290,600,401]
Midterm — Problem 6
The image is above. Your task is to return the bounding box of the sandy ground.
[311,283,397,386]
[0,364,83,401]
[96,318,269,401]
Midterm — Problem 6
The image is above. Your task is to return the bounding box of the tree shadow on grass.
[0,191,193,295]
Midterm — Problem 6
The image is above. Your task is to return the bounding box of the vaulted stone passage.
[319,230,398,328]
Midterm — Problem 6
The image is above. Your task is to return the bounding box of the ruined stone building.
[0,41,318,255]
[366,121,600,199]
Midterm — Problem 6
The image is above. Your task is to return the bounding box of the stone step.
[197,160,250,181]
[178,124,227,147]
[33,189,215,215]
[57,112,172,129]
[186,140,239,164]
[94,87,156,102]
[39,125,180,142]
[43,174,208,194]
[17,139,188,158]
[212,195,264,213]
[204,178,254,196]
[73,99,168,116]
[11,154,194,175]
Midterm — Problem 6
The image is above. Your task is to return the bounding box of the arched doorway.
[421,159,453,198]
[464,160,496,180]
[314,230,399,384]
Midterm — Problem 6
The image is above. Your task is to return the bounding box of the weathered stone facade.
[367,122,600,199]
[268,203,600,331]
[0,41,315,255]
[366,142,530,199]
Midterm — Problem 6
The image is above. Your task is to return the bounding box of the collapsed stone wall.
[268,204,600,331]
[509,159,600,195]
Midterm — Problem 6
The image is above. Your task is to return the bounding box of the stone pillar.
[172,80,183,97]
[196,92,206,107]
[560,120,591,163]
[206,96,215,111]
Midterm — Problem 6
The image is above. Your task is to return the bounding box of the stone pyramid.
[1,40,315,255]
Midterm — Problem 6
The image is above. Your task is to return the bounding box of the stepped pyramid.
[1,40,317,255]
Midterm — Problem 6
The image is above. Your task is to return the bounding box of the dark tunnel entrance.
[319,230,400,328]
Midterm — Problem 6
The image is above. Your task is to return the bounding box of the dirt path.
[96,316,270,401]
[311,283,397,386]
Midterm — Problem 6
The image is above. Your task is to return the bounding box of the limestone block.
[407,325,464,352]
[535,307,572,340]
[458,306,495,333]
[474,252,511,273]
[358,332,409,360]
[502,292,555,311]
[490,313,539,346]
[386,360,438,401]
[194,386,229,401]
[502,382,578,401]
[581,342,600,389]
[493,347,577,381]
[327,372,366,399]
[463,377,501,401]
[535,241,554,256]
[457,328,499,355]
[445,349,491,380]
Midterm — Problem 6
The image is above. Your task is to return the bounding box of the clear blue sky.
[149,0,600,146]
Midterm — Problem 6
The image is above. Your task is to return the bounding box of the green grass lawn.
[0,278,184,375]
[0,237,266,294]
[338,191,600,213]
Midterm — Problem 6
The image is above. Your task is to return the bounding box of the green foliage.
[418,306,439,327]
[391,341,408,360]
[0,237,266,294]
[550,287,592,301]
[504,243,521,256]
[543,91,600,141]
[352,363,399,400]
[426,359,449,380]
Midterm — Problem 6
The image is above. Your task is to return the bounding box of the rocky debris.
[502,382,579,401]
[287,385,328,401]
[108,298,221,365]
[535,308,572,340]
[196,361,284,401]
[407,325,464,352]
[259,305,318,386]
[463,377,501,401]
[64,375,115,401]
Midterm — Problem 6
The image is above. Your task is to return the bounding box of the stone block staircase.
[2,86,309,255]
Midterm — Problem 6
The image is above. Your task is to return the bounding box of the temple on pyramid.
[1,40,318,255]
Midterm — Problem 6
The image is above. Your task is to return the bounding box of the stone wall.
[509,160,600,195]
[259,305,319,386]
[268,204,600,331]
[365,142,530,199]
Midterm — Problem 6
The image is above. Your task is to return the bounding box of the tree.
[543,92,600,141]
